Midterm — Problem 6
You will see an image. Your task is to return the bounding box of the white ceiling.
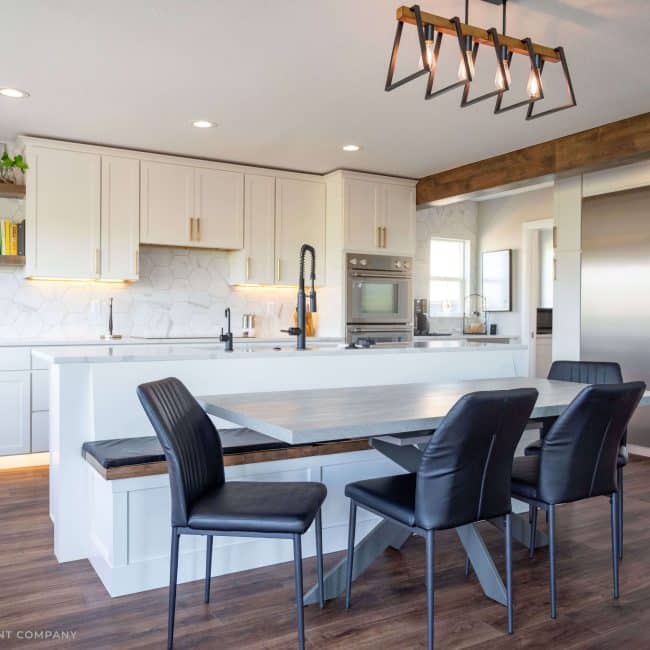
[1,0,648,178]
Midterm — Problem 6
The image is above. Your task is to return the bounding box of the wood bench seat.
[82,428,372,480]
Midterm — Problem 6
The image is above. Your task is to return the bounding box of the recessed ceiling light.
[0,88,29,99]
[192,120,215,128]
[342,144,361,152]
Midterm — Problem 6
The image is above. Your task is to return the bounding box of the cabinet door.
[193,168,244,249]
[381,184,416,255]
[101,156,140,280]
[231,174,275,284]
[0,371,30,456]
[26,147,101,279]
[344,178,381,251]
[275,178,326,285]
[140,161,193,246]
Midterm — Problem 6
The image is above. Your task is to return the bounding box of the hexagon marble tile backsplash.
[0,245,303,340]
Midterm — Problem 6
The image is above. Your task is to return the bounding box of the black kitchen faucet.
[282,244,317,350]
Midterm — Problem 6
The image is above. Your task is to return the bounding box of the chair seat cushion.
[188,481,327,534]
[345,474,416,527]
[524,439,628,466]
[511,455,540,500]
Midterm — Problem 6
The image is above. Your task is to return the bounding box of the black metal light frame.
[460,27,510,107]
[494,37,543,114]
[526,46,577,120]
[385,4,431,92]
[424,16,472,100]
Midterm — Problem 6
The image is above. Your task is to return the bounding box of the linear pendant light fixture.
[385,0,577,119]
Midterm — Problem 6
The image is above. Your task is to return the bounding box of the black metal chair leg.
[505,513,514,634]
[204,535,213,604]
[529,507,538,559]
[293,534,305,650]
[611,493,620,599]
[617,466,624,561]
[315,509,325,609]
[425,529,435,650]
[464,555,471,577]
[548,505,557,619]
[168,529,180,650]
[345,501,357,609]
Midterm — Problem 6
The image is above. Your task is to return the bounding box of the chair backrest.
[415,388,538,531]
[137,377,225,527]
[548,360,623,385]
[538,381,645,504]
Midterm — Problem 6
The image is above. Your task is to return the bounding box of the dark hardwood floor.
[2,460,650,649]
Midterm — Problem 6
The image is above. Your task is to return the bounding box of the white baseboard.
[0,452,49,470]
[628,444,650,458]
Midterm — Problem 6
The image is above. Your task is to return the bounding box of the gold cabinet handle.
[553,225,557,249]
[196,217,200,241]
[189,218,194,241]
[377,226,381,248]
[246,256,251,282]
[276,258,281,282]
[382,227,387,249]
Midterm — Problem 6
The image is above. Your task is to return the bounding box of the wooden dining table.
[199,376,650,608]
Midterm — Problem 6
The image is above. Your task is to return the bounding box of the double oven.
[345,253,413,346]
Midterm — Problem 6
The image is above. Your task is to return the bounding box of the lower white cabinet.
[0,371,30,456]
[31,411,49,454]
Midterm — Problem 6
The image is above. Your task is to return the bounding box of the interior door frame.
[521,218,554,377]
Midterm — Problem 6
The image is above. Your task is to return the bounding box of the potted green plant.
[0,151,28,184]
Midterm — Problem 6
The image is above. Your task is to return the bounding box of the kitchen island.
[36,340,529,596]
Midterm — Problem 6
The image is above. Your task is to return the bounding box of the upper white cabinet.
[101,156,140,281]
[140,161,194,247]
[275,178,326,284]
[344,178,381,251]
[26,146,101,279]
[230,174,276,284]
[140,161,244,249]
[194,168,244,250]
[334,171,416,256]
[382,183,416,254]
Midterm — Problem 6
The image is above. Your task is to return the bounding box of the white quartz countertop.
[32,339,527,364]
[0,335,343,348]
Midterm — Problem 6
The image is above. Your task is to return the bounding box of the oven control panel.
[347,253,412,274]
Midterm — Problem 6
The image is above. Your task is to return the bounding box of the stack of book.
[0,220,25,256]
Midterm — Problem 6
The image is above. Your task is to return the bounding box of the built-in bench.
[82,427,372,480]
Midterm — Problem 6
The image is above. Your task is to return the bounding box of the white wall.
[415,201,478,333]
[477,187,554,336]
[538,228,554,309]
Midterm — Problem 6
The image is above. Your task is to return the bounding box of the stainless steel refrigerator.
[581,185,650,447]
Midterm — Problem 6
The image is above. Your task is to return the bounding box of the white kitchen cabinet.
[0,370,30,456]
[31,411,49,454]
[344,178,381,251]
[338,172,416,256]
[101,156,140,280]
[193,168,244,250]
[230,174,276,284]
[275,178,326,284]
[381,184,416,255]
[25,146,101,279]
[140,160,194,246]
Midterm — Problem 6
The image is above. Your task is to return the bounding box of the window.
[429,238,471,317]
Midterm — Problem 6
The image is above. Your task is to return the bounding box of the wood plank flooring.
[2,460,650,648]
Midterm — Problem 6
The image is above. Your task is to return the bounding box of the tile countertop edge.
[32,342,529,365]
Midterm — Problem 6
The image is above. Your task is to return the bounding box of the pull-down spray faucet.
[282,244,317,350]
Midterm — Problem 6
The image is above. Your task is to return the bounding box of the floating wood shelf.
[0,183,26,199]
[0,255,26,266]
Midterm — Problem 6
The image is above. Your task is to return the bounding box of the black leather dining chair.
[524,361,628,559]
[344,388,538,649]
[137,377,327,650]
[511,381,645,620]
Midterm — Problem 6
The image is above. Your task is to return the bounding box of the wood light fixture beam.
[396,5,561,63]
[416,112,650,205]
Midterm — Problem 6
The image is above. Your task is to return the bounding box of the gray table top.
[200,377,650,446]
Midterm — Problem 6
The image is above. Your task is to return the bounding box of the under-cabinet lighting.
[27,277,129,284]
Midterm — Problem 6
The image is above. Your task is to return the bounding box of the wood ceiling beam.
[396,6,561,62]
[416,112,650,205]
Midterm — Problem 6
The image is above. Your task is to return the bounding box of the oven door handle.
[349,271,412,279]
